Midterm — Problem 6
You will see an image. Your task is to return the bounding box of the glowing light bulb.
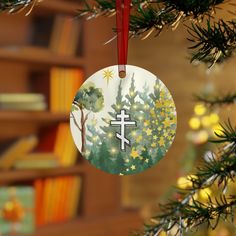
[177,177,191,189]
[209,113,219,124]
[199,188,212,200]
[201,116,211,127]
[212,124,223,136]
[189,117,201,130]
[111,148,117,154]
[194,104,206,116]
[198,130,209,144]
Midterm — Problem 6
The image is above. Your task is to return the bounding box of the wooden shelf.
[0,111,69,123]
[0,46,84,67]
[17,210,142,236]
[37,0,82,15]
[0,165,85,184]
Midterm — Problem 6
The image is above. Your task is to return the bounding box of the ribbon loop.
[116,0,131,78]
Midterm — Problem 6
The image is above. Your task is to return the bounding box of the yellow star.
[103,69,114,85]
[136,135,143,142]
[158,137,165,146]
[139,156,144,160]
[130,149,139,159]
[145,159,149,163]
[160,91,165,97]
[153,135,158,140]
[171,130,176,135]
[119,173,124,176]
[145,128,152,136]
[155,101,163,108]
[163,119,172,128]
[151,143,156,148]
[164,132,168,137]
[163,100,173,107]
[125,159,130,163]
[144,120,150,126]
[150,109,155,117]
[131,165,136,170]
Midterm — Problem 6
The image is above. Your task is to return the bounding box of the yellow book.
[51,177,63,223]
[47,178,57,224]
[50,68,59,112]
[56,177,68,221]
[61,124,70,166]
[64,132,78,166]
[17,153,58,160]
[43,178,55,224]
[65,69,73,112]
[49,16,64,53]
[68,20,81,56]
[54,123,68,166]
[0,136,38,170]
[63,176,74,220]
[68,177,82,218]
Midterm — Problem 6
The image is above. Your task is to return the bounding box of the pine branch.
[140,121,236,235]
[0,0,36,13]
[196,93,236,107]
[212,120,236,148]
[188,20,236,66]
[144,196,236,235]
[78,0,225,36]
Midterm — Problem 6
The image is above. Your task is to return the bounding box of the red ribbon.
[116,0,131,78]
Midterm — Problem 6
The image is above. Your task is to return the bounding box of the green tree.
[98,141,110,172]
[71,82,104,153]
[100,80,127,151]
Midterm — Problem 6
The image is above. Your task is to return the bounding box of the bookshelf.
[0,46,85,67]
[38,0,82,15]
[0,165,85,184]
[0,0,142,235]
[0,111,68,123]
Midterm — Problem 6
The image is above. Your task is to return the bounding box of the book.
[14,159,59,169]
[34,180,44,227]
[67,177,82,219]
[0,186,35,235]
[13,153,59,169]
[0,93,47,111]
[0,93,45,103]
[0,102,46,111]
[50,67,84,113]
[34,176,82,225]
[49,15,82,56]
[35,123,78,167]
[0,136,38,170]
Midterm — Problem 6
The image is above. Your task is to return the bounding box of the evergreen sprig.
[77,0,236,64]
[144,196,236,235]
[188,20,236,66]
[196,93,236,107]
[141,122,236,235]
[78,0,225,36]
[212,121,236,149]
[0,0,35,13]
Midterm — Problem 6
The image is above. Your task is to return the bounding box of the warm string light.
[188,103,220,144]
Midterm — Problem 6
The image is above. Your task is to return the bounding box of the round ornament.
[70,65,177,175]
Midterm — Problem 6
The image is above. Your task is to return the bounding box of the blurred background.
[0,0,235,236]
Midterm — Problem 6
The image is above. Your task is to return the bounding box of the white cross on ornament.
[110,109,136,151]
